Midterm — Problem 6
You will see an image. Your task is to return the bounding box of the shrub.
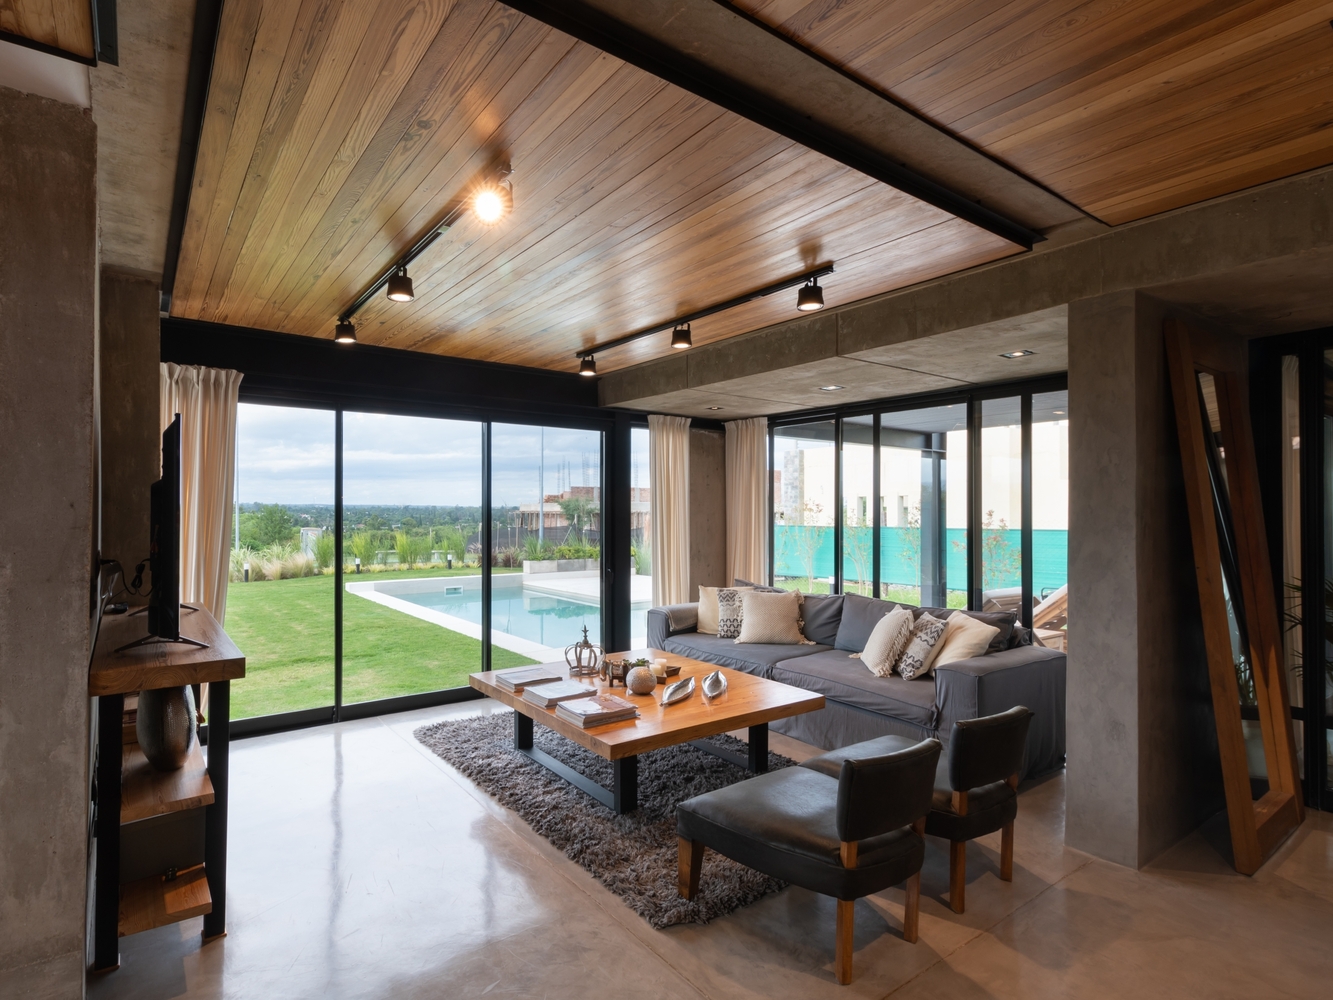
[436,526,469,566]
[347,532,377,569]
[522,535,554,561]
[314,532,335,571]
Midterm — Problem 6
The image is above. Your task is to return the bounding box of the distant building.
[512,486,650,531]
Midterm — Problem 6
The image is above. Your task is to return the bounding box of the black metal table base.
[511,712,767,814]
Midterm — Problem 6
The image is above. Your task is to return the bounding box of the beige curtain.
[726,416,768,586]
[649,414,691,606]
[160,363,243,624]
[1280,356,1303,709]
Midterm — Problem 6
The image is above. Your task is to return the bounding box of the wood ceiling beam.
[501,0,1051,250]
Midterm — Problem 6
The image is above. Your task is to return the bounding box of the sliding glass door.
[341,413,485,704]
[773,421,836,592]
[226,403,336,721]
[490,424,604,661]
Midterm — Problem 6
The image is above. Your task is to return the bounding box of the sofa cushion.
[799,593,844,646]
[737,590,806,644]
[663,632,828,677]
[772,649,938,729]
[917,607,1015,653]
[834,593,909,652]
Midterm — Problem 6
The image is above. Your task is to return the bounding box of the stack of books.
[520,680,597,708]
[554,693,639,728]
[493,665,564,693]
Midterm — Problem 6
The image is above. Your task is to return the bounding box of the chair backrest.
[836,738,941,843]
[947,706,1033,792]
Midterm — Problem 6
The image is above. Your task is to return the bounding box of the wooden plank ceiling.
[170,0,1016,373]
[0,0,95,60]
[734,0,1333,225]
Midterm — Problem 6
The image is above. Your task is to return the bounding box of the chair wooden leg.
[903,871,921,943]
[677,838,703,899]
[949,840,966,914]
[835,898,855,985]
[1000,820,1014,882]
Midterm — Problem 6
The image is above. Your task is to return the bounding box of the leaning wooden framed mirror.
[1165,320,1304,873]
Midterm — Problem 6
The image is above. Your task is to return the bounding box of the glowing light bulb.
[473,181,511,225]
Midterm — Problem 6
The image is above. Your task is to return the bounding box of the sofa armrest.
[934,646,1066,779]
[647,603,699,649]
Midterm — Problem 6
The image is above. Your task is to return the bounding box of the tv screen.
[148,414,182,639]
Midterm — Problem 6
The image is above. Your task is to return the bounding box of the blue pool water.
[398,586,648,648]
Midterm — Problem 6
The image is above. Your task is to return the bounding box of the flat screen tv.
[148,414,182,640]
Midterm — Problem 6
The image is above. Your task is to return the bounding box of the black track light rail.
[337,163,511,325]
[501,1,1042,250]
[575,264,834,359]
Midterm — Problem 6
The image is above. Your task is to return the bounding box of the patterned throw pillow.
[897,612,947,680]
[736,590,809,644]
[717,588,747,639]
[861,606,914,678]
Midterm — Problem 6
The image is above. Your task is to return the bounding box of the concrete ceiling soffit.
[506,0,1085,245]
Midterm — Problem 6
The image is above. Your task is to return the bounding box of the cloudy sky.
[235,403,622,508]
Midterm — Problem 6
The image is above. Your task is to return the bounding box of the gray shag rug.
[415,711,795,928]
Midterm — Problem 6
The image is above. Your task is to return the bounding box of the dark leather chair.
[802,706,1033,914]
[676,738,941,985]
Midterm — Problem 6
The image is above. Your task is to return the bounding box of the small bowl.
[655,664,682,684]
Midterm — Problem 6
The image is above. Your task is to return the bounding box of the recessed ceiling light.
[707,405,724,410]
[818,385,844,392]
[1000,349,1035,359]
[1053,409,1066,415]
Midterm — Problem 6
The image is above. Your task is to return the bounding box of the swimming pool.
[345,574,649,658]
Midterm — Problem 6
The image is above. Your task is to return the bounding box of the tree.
[557,497,597,544]
[252,504,295,547]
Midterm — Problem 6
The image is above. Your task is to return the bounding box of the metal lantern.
[565,625,603,676]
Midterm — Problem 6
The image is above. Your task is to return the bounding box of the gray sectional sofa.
[646,592,1066,780]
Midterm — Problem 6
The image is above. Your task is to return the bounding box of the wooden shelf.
[121,741,214,825]
[118,865,211,937]
[90,607,245,697]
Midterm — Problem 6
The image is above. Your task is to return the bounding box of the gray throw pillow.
[835,593,911,652]
[898,612,947,680]
[799,593,844,646]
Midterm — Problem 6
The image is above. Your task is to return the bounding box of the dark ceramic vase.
[137,685,197,771]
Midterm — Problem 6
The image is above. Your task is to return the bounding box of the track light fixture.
[386,265,414,302]
[473,178,514,225]
[334,320,357,344]
[797,277,825,311]
[670,323,692,349]
[579,355,597,377]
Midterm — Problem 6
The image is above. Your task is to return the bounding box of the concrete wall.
[688,427,727,598]
[1066,290,1221,868]
[0,85,98,996]
[98,267,161,602]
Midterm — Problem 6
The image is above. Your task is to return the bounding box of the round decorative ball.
[625,666,657,695]
[137,685,197,771]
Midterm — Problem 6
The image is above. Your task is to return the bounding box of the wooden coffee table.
[468,648,824,813]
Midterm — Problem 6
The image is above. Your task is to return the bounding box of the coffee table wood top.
[469,648,823,760]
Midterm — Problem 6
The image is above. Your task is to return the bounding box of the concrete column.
[99,267,161,600]
[689,427,727,596]
[0,86,98,994]
[1066,290,1222,868]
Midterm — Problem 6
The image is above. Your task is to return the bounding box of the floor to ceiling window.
[341,412,490,704]
[769,378,1065,625]
[631,425,652,646]
[490,424,604,661]
[772,420,836,593]
[225,403,337,721]
[878,403,968,609]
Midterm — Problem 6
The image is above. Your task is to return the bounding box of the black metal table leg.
[613,755,638,813]
[203,680,229,940]
[93,692,123,971]
[514,710,534,750]
[748,723,769,773]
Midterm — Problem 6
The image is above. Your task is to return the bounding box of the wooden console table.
[89,607,244,972]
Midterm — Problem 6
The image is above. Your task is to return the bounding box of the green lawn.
[223,567,533,720]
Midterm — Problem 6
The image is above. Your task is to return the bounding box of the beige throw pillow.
[861,607,914,678]
[698,585,751,635]
[897,612,947,680]
[736,590,807,645]
[932,612,1000,668]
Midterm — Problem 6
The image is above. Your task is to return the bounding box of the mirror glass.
[1196,371,1268,794]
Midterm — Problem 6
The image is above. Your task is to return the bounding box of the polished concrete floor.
[90,701,1333,999]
